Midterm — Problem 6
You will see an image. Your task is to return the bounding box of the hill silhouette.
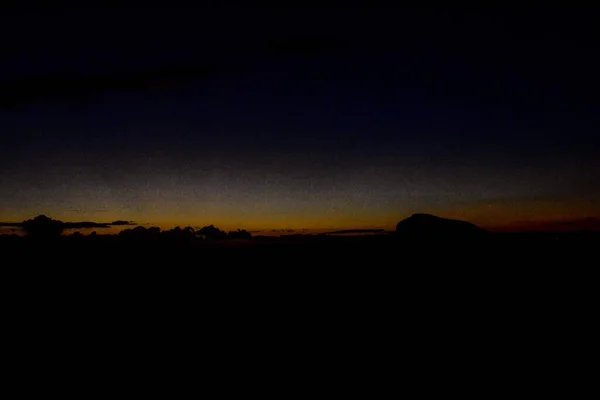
[395,213,489,239]
[0,213,598,273]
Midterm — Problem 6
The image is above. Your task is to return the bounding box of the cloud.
[0,61,222,108]
[324,229,386,235]
[63,222,111,229]
[0,218,137,229]
[109,220,136,226]
[503,217,600,232]
[265,35,348,55]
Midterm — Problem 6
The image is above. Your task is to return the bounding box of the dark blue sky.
[1,5,598,231]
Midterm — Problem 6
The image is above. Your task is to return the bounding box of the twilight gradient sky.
[1,5,599,232]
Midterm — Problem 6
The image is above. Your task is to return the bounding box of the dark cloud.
[110,220,136,226]
[0,219,136,229]
[63,222,110,229]
[324,229,386,235]
[264,35,348,55]
[509,217,600,232]
[0,62,222,109]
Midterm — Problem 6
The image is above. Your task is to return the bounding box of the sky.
[1,5,599,233]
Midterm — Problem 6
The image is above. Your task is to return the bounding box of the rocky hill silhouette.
[395,213,489,240]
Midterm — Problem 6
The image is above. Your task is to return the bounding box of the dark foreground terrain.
[2,230,597,268]
[2,231,595,389]
[3,231,596,333]
[3,230,595,324]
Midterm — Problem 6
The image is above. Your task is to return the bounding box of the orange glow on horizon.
[2,192,598,235]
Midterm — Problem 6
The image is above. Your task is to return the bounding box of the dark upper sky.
[1,5,599,231]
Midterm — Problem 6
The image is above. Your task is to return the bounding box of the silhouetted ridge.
[395,214,488,239]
